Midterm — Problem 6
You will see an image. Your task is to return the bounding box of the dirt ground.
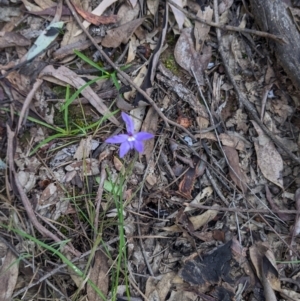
[0,0,300,300]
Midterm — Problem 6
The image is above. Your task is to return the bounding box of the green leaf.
[29,133,67,155]
[74,50,109,75]
[61,76,106,111]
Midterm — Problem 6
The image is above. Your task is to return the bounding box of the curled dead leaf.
[102,18,145,48]
[177,116,191,128]
[177,156,201,199]
[223,146,248,193]
[71,0,118,25]
[252,121,283,189]
[174,28,212,85]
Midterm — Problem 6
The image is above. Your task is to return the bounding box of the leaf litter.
[0,0,300,301]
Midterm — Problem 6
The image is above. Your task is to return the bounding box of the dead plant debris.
[0,0,300,300]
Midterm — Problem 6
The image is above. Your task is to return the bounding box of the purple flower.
[105,112,154,158]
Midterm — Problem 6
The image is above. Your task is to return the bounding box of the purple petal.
[121,112,135,136]
[105,134,129,144]
[133,140,144,153]
[119,141,132,158]
[135,132,154,141]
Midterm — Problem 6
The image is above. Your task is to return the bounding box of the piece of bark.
[250,0,300,89]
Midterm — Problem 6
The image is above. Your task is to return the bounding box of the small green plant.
[104,156,138,301]
[28,49,126,155]
[1,224,107,300]
[28,96,116,155]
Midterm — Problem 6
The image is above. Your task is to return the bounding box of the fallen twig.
[184,203,299,215]
[0,236,71,300]
[12,237,120,298]
[167,0,286,44]
[65,0,169,128]
[94,161,107,241]
[7,125,81,257]
[17,78,43,134]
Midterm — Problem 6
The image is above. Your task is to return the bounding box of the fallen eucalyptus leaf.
[174,28,212,85]
[252,121,283,189]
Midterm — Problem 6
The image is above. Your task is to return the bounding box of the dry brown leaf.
[25,5,72,17]
[141,107,158,162]
[21,0,41,12]
[185,186,213,212]
[74,136,93,161]
[59,1,87,57]
[5,71,30,96]
[0,246,19,301]
[281,288,300,300]
[124,65,147,101]
[117,2,140,24]
[157,63,209,121]
[145,272,176,300]
[176,208,195,232]
[113,156,125,173]
[101,18,145,48]
[177,156,201,199]
[65,159,100,176]
[194,6,213,51]
[168,290,198,301]
[249,241,280,301]
[126,35,138,63]
[71,0,118,25]
[177,116,192,128]
[218,0,234,14]
[226,108,249,132]
[265,185,290,221]
[86,250,109,301]
[0,32,30,48]
[147,0,159,16]
[40,65,119,125]
[169,0,185,30]
[128,0,138,7]
[38,183,57,206]
[161,224,182,232]
[195,131,250,152]
[252,121,283,189]
[34,0,57,10]
[292,188,300,238]
[189,204,219,230]
[223,146,248,193]
[174,28,212,85]
[75,0,117,35]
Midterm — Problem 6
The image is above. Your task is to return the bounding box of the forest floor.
[0,0,300,300]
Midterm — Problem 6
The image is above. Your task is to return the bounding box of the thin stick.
[7,126,81,257]
[184,203,299,215]
[0,236,71,301]
[12,237,120,298]
[167,0,286,44]
[94,161,107,241]
[65,0,169,128]
[17,78,43,134]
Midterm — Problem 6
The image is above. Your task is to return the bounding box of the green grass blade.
[64,85,70,131]
[29,133,66,155]
[2,225,107,300]
[74,50,109,75]
[61,76,107,111]
[111,72,120,90]
[26,116,64,132]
